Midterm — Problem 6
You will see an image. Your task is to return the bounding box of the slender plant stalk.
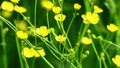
[32,0,38,67]
[16,37,24,68]
[1,20,8,68]
[22,56,29,68]
[67,12,77,35]
[88,34,102,68]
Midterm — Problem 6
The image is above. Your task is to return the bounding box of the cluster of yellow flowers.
[55,35,66,43]
[112,55,120,67]
[1,0,27,13]
[41,0,66,22]
[107,23,119,32]
[81,37,92,45]
[22,47,46,58]
[16,31,28,39]
[81,5,103,24]
[36,26,50,37]
[82,12,99,24]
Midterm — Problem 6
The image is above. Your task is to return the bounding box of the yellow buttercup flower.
[81,37,92,45]
[81,12,99,24]
[16,31,28,39]
[22,47,34,58]
[10,0,20,3]
[31,48,46,57]
[36,26,50,37]
[112,55,120,67]
[1,1,14,12]
[107,23,118,32]
[94,5,103,13]
[41,1,54,10]
[74,3,81,10]
[22,47,46,58]
[54,14,66,22]
[55,35,66,43]
[52,6,62,14]
[14,6,27,13]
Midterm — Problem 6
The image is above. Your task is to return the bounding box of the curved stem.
[67,12,77,35]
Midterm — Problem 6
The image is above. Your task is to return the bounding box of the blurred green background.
[0,0,120,68]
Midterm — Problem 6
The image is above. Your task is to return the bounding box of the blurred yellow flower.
[16,20,27,31]
[81,12,99,24]
[10,0,20,3]
[112,55,120,67]
[81,37,92,45]
[55,35,66,43]
[52,6,62,14]
[14,6,27,13]
[22,47,45,58]
[1,11,12,18]
[1,1,14,12]
[54,14,66,22]
[41,1,54,10]
[31,48,46,57]
[107,23,118,32]
[74,3,81,10]
[22,47,34,58]
[36,26,50,37]
[94,5,103,13]
[16,31,28,39]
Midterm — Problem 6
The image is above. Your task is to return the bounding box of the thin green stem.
[100,39,120,49]
[60,22,72,48]
[99,40,111,65]
[22,56,29,68]
[16,37,24,68]
[47,46,61,60]
[37,35,76,68]
[34,0,38,48]
[75,24,89,48]
[56,21,62,32]
[32,58,36,68]
[1,21,8,68]
[0,15,18,32]
[46,11,50,28]
[67,12,77,35]
[79,46,85,68]
[20,13,35,28]
[89,35,100,60]
[34,0,37,27]
[46,11,53,43]
[88,34,102,68]
[102,58,108,68]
